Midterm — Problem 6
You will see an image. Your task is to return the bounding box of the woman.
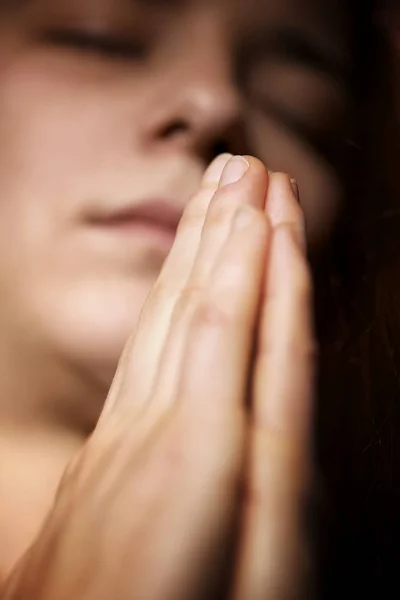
[0,0,394,598]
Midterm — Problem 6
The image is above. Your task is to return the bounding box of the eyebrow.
[242,27,352,86]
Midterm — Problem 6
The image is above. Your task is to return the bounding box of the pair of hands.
[4,155,316,600]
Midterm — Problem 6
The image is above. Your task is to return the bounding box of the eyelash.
[44,29,147,61]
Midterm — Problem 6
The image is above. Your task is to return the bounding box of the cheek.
[0,51,144,210]
[247,114,343,250]
[0,55,131,273]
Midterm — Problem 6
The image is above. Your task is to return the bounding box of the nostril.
[204,140,232,165]
[212,139,231,157]
[159,119,189,139]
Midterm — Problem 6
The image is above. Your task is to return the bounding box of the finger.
[177,203,270,469]
[265,173,305,248]
[256,174,312,438]
[158,153,235,289]
[233,177,315,600]
[130,202,270,600]
[189,156,268,285]
[102,154,232,420]
[146,157,269,419]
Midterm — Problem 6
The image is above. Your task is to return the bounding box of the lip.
[86,199,183,244]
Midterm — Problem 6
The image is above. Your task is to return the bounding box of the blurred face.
[0,0,351,387]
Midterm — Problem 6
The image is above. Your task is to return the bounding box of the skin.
[0,0,351,593]
[4,157,314,600]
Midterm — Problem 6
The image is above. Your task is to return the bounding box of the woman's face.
[0,0,350,386]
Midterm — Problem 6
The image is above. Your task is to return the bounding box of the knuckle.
[178,204,204,232]
[150,281,173,306]
[259,320,318,364]
[281,332,317,361]
[191,299,231,332]
[178,186,220,232]
[290,334,318,365]
[291,337,318,364]
[173,284,204,322]
[206,191,236,229]
[147,284,179,321]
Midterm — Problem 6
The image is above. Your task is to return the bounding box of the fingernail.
[219,156,249,188]
[202,154,233,186]
[290,178,300,203]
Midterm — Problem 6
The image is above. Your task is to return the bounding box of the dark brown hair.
[315,1,400,596]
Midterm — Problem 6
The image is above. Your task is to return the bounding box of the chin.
[36,277,154,393]
[70,324,131,388]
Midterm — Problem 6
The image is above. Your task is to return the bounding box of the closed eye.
[43,29,147,61]
[240,27,352,88]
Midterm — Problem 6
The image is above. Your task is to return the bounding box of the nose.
[141,28,244,160]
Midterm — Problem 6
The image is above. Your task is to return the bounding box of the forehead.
[6,0,346,31]
[3,0,350,64]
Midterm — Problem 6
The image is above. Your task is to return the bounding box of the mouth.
[86,199,183,248]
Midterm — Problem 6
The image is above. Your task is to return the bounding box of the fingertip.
[202,153,233,187]
[266,172,305,235]
[290,178,300,203]
[242,155,270,181]
[218,155,250,188]
[269,172,300,201]
[243,156,270,205]
[234,155,270,208]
